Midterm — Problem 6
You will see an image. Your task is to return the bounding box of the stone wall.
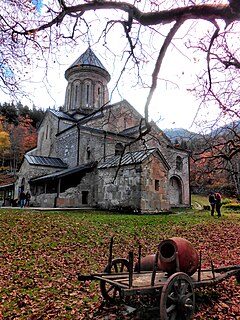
[37,112,58,157]
[56,126,78,167]
[140,156,169,211]
[97,154,170,213]
[97,165,142,211]
[57,170,97,207]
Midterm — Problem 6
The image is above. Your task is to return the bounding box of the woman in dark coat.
[215,193,222,217]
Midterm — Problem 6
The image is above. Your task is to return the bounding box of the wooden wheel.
[160,272,195,320]
[100,258,129,303]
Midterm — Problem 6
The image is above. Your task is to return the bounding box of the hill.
[163,128,200,142]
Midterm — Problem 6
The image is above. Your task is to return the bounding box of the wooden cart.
[78,238,240,320]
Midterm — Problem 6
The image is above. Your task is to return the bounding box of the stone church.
[16,48,190,212]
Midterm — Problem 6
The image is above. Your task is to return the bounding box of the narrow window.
[176,156,183,171]
[82,191,89,205]
[86,84,90,106]
[75,85,78,104]
[115,143,124,156]
[87,146,91,160]
[97,87,101,107]
[155,180,160,191]
[46,125,48,139]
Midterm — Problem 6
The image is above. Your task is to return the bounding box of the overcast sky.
[0,0,222,132]
[0,42,204,131]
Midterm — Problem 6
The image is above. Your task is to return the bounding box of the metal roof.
[30,162,97,183]
[49,109,76,122]
[98,149,158,169]
[69,47,108,71]
[77,110,104,124]
[120,124,147,135]
[25,155,68,168]
[0,183,14,190]
[0,174,15,187]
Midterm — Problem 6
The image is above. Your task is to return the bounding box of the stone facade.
[15,48,190,212]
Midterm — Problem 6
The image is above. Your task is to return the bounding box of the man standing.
[208,192,216,216]
[19,191,26,208]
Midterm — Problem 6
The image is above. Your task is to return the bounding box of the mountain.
[163,128,199,142]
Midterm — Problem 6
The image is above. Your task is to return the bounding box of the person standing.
[25,191,31,207]
[208,192,216,216]
[215,193,222,217]
[19,191,26,208]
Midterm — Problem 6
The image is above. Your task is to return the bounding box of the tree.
[7,116,37,171]
[0,116,11,167]
[1,0,240,125]
[191,121,240,198]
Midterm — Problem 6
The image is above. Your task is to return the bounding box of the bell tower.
[64,48,111,114]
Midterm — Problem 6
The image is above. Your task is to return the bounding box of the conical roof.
[69,47,108,72]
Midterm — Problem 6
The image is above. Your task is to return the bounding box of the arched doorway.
[169,176,182,206]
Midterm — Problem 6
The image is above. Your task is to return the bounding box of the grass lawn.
[0,201,240,319]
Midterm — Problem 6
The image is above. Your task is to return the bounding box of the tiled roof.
[98,149,157,169]
[25,155,68,168]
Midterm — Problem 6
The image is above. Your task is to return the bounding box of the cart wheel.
[100,258,129,303]
[160,272,195,320]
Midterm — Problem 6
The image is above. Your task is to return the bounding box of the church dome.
[64,48,111,114]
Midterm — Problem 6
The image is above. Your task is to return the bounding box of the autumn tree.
[7,116,37,171]
[0,116,11,167]
[191,120,240,198]
[0,101,41,171]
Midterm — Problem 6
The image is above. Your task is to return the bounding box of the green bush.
[223,203,240,211]
[222,198,234,205]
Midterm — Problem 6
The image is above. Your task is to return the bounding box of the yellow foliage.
[0,131,11,152]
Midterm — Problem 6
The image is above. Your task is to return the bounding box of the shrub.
[223,203,240,211]
[222,198,234,205]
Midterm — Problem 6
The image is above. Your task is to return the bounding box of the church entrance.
[169,176,182,206]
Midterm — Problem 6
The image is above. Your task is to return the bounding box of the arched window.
[96,84,103,108]
[65,85,71,111]
[83,80,92,108]
[71,80,81,109]
[87,146,91,160]
[115,143,124,156]
[75,85,78,105]
[176,156,183,171]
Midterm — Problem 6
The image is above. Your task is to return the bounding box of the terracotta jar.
[158,237,199,276]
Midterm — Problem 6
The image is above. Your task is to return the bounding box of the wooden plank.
[93,276,129,289]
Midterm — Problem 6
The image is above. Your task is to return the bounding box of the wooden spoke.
[100,258,129,303]
[160,272,195,320]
